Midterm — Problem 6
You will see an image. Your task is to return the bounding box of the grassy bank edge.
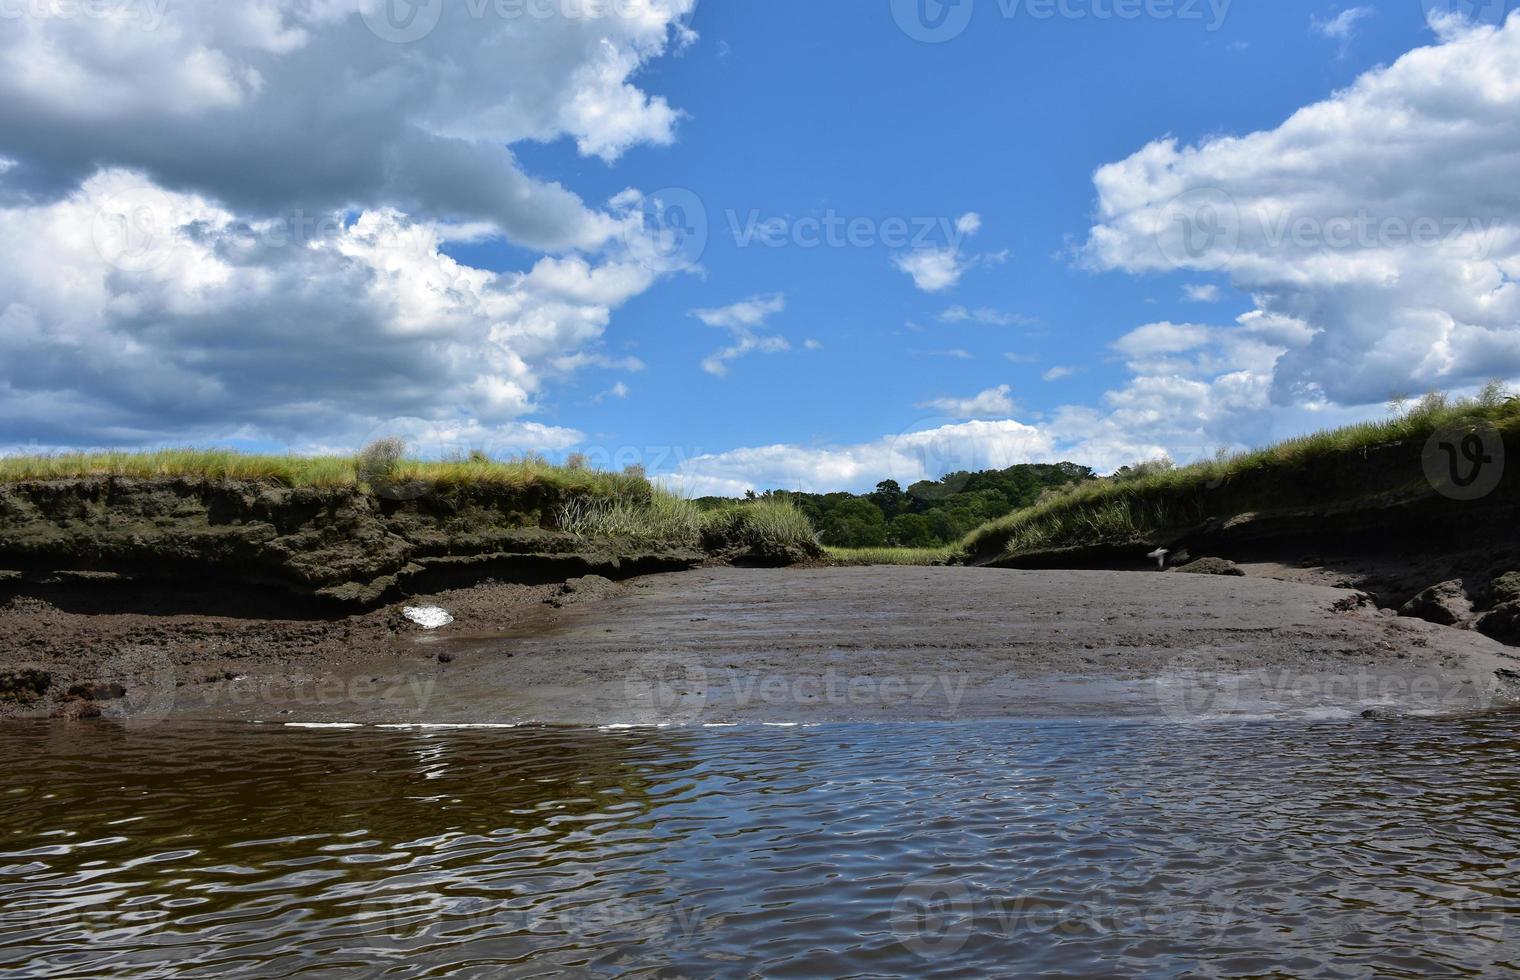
[0,447,821,558]
[0,448,645,497]
[955,388,1520,566]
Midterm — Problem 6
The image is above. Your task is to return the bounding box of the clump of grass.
[826,546,952,566]
[556,494,821,554]
[959,386,1520,564]
[356,437,405,486]
[557,492,703,543]
[701,499,820,556]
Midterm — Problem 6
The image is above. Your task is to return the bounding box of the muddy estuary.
[4,567,1520,976]
[2,718,1518,978]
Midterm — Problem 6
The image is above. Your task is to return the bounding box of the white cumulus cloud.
[0,1,697,249]
[0,2,693,450]
[0,170,650,451]
[918,385,1017,419]
[893,211,1002,292]
[938,305,1039,326]
[1312,6,1374,41]
[691,294,792,376]
[1082,13,1520,408]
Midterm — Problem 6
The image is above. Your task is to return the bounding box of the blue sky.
[511,0,1443,459]
[1,1,1517,494]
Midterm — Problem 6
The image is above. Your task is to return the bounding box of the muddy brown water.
[2,717,1518,978]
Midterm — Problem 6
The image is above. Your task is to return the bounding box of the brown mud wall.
[0,479,702,608]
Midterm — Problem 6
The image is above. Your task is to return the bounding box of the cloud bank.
[0,1,696,452]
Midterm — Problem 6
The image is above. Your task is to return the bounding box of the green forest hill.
[696,462,1095,549]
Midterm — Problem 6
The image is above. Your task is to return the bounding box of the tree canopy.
[695,462,1095,548]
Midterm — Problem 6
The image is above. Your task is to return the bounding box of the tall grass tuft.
[700,499,820,556]
[555,495,821,553]
[557,492,703,543]
[356,437,406,487]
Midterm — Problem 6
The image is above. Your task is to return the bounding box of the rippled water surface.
[2,719,1518,978]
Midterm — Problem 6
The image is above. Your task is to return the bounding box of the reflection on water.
[1,719,1517,978]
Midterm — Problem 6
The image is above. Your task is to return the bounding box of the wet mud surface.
[13,567,1511,726]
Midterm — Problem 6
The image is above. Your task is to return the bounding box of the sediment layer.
[0,478,703,607]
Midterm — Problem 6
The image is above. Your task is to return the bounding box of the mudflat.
[26,565,1508,727]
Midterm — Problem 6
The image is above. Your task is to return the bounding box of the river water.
[2,718,1516,978]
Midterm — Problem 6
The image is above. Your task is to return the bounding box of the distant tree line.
[695,462,1096,548]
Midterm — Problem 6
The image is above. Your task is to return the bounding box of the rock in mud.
[0,668,51,703]
[1476,602,1520,646]
[564,574,613,594]
[67,681,127,702]
[1399,580,1473,627]
[51,699,102,721]
[546,575,618,608]
[1488,572,1520,605]
[1174,558,1246,577]
[1332,592,1378,613]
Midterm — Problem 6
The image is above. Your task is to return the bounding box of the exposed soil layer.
[7,567,1517,725]
[0,477,703,607]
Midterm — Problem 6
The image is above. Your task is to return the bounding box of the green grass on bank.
[0,446,648,498]
[0,449,359,486]
[558,494,820,554]
[958,386,1520,565]
[826,546,952,566]
[699,499,818,553]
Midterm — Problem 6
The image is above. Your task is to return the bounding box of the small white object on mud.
[1148,548,1170,570]
[403,606,455,630]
